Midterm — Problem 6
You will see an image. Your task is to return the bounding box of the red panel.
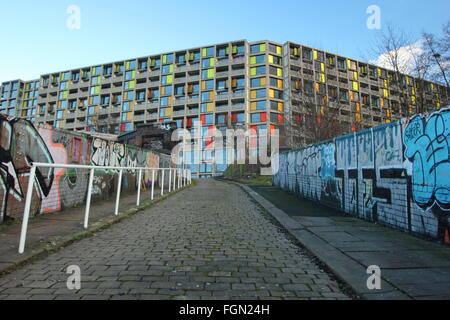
[200,114,205,124]
[277,114,284,124]
[231,113,237,122]
[261,112,267,122]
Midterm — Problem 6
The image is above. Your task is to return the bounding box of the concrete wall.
[0,114,172,221]
[273,107,450,243]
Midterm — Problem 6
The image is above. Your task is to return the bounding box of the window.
[100,95,110,105]
[202,47,214,57]
[250,54,265,64]
[268,44,282,55]
[138,59,147,70]
[232,44,245,55]
[150,57,161,68]
[250,100,266,111]
[232,77,245,89]
[268,55,281,65]
[202,68,215,79]
[250,66,266,76]
[176,53,186,64]
[161,75,173,85]
[251,77,265,87]
[202,58,215,68]
[250,43,266,54]
[337,58,346,70]
[125,71,135,80]
[269,77,283,89]
[71,71,80,81]
[136,90,145,101]
[202,80,214,90]
[250,89,266,99]
[201,91,213,102]
[162,54,174,64]
[217,46,228,57]
[162,64,173,74]
[161,85,172,96]
[269,66,283,77]
[103,66,112,76]
[188,51,200,62]
[216,79,227,91]
[175,85,185,96]
[303,48,312,60]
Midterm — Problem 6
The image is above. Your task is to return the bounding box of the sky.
[0,0,449,83]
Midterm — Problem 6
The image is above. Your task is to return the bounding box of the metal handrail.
[18,162,192,254]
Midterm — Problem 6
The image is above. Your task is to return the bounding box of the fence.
[273,106,450,244]
[19,162,192,254]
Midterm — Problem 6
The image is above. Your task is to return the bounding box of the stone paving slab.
[245,183,450,300]
[0,180,350,300]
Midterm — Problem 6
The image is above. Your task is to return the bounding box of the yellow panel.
[250,68,256,76]
[250,102,256,111]
[278,102,283,111]
[250,56,256,64]
[276,46,282,55]
[321,63,325,72]
[250,90,256,99]
[260,77,266,86]
[313,50,318,60]
[269,89,274,98]
[206,103,214,112]
[320,73,326,83]
[352,81,359,91]
[268,55,274,64]
[277,68,283,77]
[277,79,283,88]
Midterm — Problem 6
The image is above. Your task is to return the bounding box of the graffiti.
[403,109,450,211]
[91,138,125,167]
[403,108,450,241]
[0,116,54,220]
[274,107,450,244]
[0,116,169,222]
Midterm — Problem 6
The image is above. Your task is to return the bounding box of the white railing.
[19,162,192,254]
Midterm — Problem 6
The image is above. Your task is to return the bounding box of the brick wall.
[273,107,450,244]
[0,115,173,221]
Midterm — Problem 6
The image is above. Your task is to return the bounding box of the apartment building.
[1,40,448,177]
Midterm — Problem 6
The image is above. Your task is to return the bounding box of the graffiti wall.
[0,114,171,221]
[273,107,450,243]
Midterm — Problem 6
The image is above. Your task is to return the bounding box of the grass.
[236,175,273,186]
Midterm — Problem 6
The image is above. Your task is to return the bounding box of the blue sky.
[0,0,448,83]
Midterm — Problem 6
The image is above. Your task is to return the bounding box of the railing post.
[168,169,172,193]
[114,169,123,216]
[151,169,155,200]
[84,168,95,229]
[178,169,181,189]
[136,169,142,206]
[161,169,165,196]
[19,165,37,254]
[173,168,177,190]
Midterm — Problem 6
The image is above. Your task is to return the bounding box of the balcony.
[215,93,229,101]
[134,114,146,122]
[149,113,158,120]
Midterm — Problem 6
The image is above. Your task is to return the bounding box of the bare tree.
[291,79,344,145]
[406,40,433,114]
[422,23,449,88]
[371,25,413,116]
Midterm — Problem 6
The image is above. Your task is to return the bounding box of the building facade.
[1,40,449,177]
